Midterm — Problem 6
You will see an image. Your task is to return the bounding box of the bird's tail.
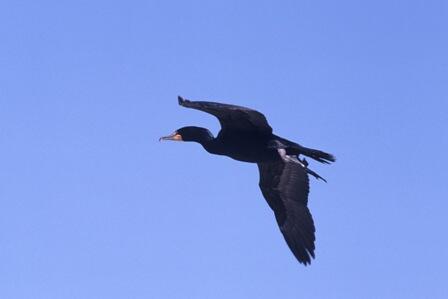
[289,146,336,164]
[301,147,335,164]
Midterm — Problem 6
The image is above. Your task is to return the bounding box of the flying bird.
[160,96,335,265]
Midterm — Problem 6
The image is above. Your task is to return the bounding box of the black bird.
[160,96,335,265]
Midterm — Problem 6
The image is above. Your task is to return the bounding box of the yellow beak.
[159,132,183,141]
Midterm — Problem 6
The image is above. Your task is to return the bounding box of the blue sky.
[1,0,447,298]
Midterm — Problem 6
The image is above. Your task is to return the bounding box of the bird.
[160,96,335,265]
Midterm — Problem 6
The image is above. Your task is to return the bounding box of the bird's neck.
[200,138,219,154]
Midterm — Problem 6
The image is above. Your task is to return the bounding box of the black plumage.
[160,96,335,265]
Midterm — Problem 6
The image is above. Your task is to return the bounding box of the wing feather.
[258,160,316,265]
[178,96,273,134]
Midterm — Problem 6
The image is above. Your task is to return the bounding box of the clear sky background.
[1,0,447,298]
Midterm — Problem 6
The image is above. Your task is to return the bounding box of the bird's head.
[160,126,214,144]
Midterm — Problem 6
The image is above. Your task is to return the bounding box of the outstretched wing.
[258,160,316,265]
[178,96,273,135]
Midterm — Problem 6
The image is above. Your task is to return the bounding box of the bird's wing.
[178,96,273,135]
[257,160,316,265]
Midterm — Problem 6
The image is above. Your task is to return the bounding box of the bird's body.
[204,132,277,163]
[161,96,335,265]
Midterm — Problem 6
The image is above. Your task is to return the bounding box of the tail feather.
[270,137,336,164]
[292,146,336,164]
[303,148,335,164]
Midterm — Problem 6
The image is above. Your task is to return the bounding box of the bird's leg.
[299,156,309,167]
[305,167,327,182]
[277,149,306,167]
[278,149,327,182]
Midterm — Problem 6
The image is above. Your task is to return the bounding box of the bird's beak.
[159,132,183,142]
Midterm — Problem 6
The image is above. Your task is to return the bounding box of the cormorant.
[160,96,335,265]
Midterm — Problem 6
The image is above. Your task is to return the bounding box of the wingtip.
[298,256,313,266]
[178,95,186,106]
